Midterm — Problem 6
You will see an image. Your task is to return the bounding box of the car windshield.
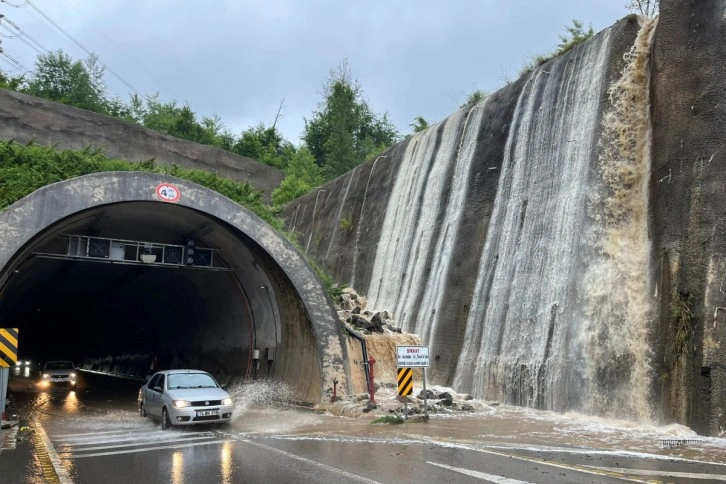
[45,361,73,370]
[167,373,218,389]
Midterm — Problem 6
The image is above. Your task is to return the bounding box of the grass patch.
[371,415,404,425]
[338,215,353,232]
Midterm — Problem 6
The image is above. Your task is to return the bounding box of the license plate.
[52,378,66,382]
[196,409,218,417]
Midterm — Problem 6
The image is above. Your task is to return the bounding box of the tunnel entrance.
[0,172,350,403]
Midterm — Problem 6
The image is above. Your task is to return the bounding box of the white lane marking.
[235,437,382,484]
[57,431,213,446]
[52,428,142,438]
[32,417,74,484]
[60,435,219,453]
[590,466,726,481]
[428,461,534,483]
[66,439,231,459]
[468,446,653,483]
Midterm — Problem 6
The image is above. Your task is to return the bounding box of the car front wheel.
[161,407,172,430]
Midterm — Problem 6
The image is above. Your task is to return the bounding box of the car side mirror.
[153,386,163,392]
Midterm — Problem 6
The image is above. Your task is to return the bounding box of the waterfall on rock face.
[452,19,656,418]
[580,17,657,420]
[364,18,655,419]
[351,155,386,289]
[450,27,615,410]
[367,105,485,343]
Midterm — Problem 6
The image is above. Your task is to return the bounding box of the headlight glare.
[172,400,191,408]
[222,397,232,406]
[42,373,49,379]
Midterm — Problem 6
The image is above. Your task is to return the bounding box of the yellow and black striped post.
[1,328,18,424]
[397,367,413,419]
[397,367,413,396]
[0,328,18,368]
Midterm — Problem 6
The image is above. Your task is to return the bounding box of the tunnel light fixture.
[184,239,196,265]
[140,250,157,264]
[140,245,156,263]
[35,234,233,271]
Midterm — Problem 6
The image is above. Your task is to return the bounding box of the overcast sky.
[0,0,634,144]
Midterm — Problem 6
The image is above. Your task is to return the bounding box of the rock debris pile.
[336,287,401,335]
[318,287,499,419]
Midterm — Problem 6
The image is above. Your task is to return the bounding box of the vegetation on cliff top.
[0,139,278,227]
[0,54,400,206]
[0,139,358,300]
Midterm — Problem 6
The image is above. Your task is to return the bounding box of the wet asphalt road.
[4,370,726,483]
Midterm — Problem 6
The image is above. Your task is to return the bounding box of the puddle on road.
[225,385,726,465]
[19,379,726,466]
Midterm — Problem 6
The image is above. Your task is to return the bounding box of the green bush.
[519,19,594,77]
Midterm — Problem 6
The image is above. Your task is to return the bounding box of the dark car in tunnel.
[138,369,234,430]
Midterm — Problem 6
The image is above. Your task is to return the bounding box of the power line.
[58,0,170,99]
[0,1,28,8]
[0,48,28,72]
[22,0,140,95]
[2,24,43,55]
[1,14,47,52]
[1,17,47,58]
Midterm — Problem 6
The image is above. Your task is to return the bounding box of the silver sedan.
[138,369,234,430]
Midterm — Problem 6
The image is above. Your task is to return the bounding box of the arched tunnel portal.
[0,172,350,403]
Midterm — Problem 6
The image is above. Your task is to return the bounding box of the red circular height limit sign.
[156,183,181,203]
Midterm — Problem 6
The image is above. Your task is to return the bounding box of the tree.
[24,50,108,114]
[0,71,25,90]
[303,59,400,180]
[555,19,595,56]
[410,116,430,133]
[626,0,659,17]
[233,123,296,170]
[14,50,301,172]
[139,96,216,145]
[271,147,323,206]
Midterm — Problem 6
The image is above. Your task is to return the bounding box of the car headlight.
[70,372,76,379]
[172,400,191,408]
[221,397,232,406]
[42,373,49,379]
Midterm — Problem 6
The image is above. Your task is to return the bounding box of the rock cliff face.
[650,0,726,436]
[284,1,726,435]
[0,89,284,198]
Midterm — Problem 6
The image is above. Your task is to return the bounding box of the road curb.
[30,417,74,484]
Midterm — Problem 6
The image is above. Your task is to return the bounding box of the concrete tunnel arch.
[0,171,350,403]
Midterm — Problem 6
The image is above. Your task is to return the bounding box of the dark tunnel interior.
[0,200,323,400]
